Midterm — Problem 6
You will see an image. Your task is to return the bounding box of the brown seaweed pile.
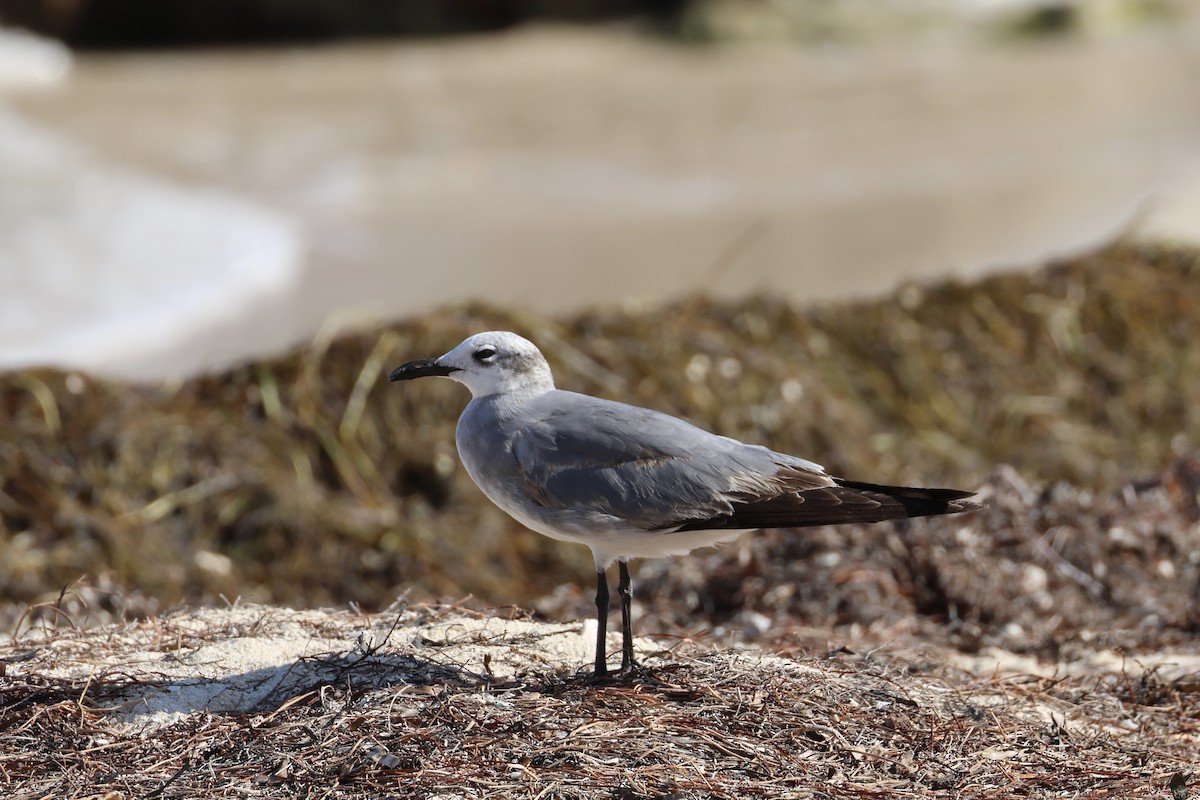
[2,242,1198,624]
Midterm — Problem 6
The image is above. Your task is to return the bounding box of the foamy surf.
[0,106,302,380]
[0,25,70,90]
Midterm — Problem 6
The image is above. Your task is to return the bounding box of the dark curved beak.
[388,358,460,382]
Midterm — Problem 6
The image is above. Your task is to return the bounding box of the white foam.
[0,26,70,90]
[0,107,302,378]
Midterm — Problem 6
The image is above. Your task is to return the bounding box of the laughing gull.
[389,331,982,678]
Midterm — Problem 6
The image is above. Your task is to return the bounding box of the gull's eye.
[473,346,497,363]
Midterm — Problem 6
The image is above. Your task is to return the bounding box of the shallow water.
[4,23,1200,379]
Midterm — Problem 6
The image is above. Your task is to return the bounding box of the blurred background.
[3,0,1199,380]
[2,0,1200,638]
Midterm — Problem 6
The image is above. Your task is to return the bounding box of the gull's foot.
[619,661,659,683]
[585,671,614,686]
[582,660,654,686]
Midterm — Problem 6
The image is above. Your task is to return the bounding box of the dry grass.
[4,454,1200,798]
[3,604,1198,799]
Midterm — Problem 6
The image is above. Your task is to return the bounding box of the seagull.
[389,331,982,678]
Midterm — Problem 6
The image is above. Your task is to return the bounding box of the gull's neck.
[470,371,555,410]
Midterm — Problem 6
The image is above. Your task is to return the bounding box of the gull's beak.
[388,358,460,382]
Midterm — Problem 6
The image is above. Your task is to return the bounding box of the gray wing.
[509,391,838,531]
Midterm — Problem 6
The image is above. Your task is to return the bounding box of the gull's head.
[388,331,555,399]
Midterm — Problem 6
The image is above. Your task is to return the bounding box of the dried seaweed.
[3,235,1200,798]
[2,604,1197,799]
[1,241,1198,623]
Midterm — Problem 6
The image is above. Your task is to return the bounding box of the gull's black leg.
[618,561,638,673]
[594,569,610,678]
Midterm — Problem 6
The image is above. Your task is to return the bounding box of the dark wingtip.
[945,498,987,514]
[834,478,985,517]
